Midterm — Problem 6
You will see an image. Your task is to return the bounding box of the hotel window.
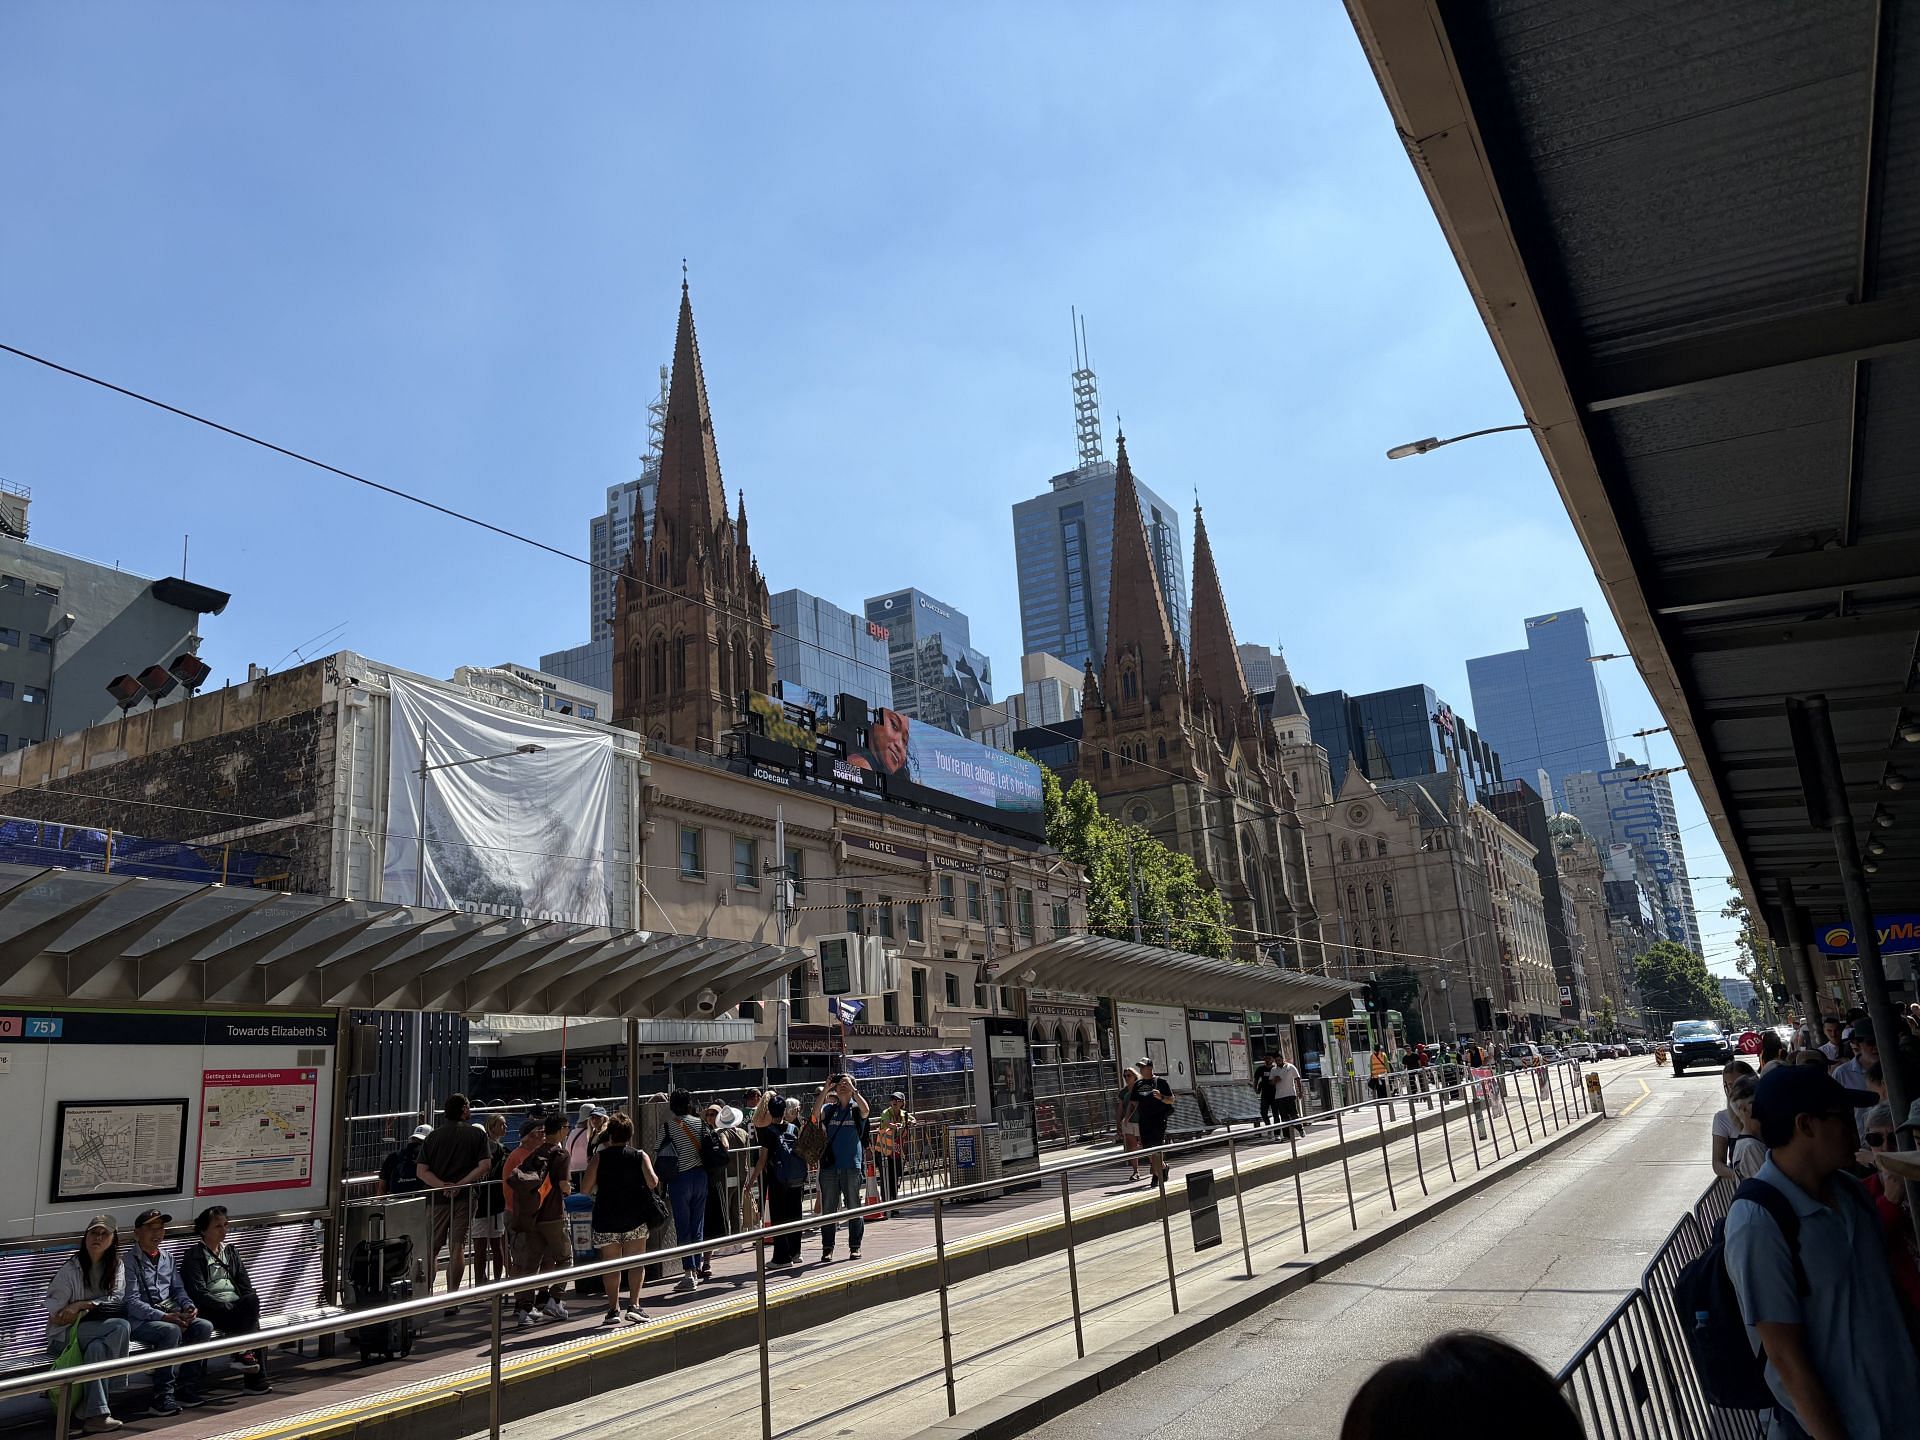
[1016,889,1035,939]
[786,845,805,899]
[967,880,982,920]
[1052,899,1070,935]
[991,888,1007,930]
[944,972,960,1007]
[905,902,924,942]
[912,968,928,1025]
[845,888,865,934]
[733,836,759,887]
[939,875,955,915]
[876,894,894,940]
[679,827,703,879]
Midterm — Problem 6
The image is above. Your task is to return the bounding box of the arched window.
[1122,666,1138,700]
[1339,840,1351,862]
[648,632,667,694]
[731,632,746,699]
[1364,883,1376,914]
[751,643,767,690]
[672,631,688,688]
[1375,836,1388,857]
[1102,751,1110,771]
[1357,838,1369,859]
[1382,882,1395,910]
[1157,736,1167,760]
[717,639,731,699]
[1345,885,1357,912]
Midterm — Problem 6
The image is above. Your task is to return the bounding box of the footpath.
[128,1062,1616,1440]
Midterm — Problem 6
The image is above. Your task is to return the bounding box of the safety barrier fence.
[7,1057,1599,1440]
[1555,1174,1771,1440]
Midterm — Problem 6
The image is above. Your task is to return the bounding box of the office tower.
[1301,684,1505,802]
[1010,318,1186,672]
[1484,778,1585,1022]
[1466,608,1614,809]
[770,589,892,714]
[590,363,669,642]
[1562,759,1703,954]
[968,652,1084,752]
[864,588,992,736]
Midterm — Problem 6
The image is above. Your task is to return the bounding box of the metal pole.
[1408,1088,1428,1196]
[1333,1108,1357,1230]
[1515,1066,1536,1144]
[1374,1100,1397,1211]
[934,1197,956,1416]
[1438,1079,1457,1182]
[626,1017,639,1121]
[1059,1172,1085,1359]
[1467,1083,1484,1170]
[1777,882,1825,1039]
[488,1291,503,1440]
[1288,1126,1308,1253]
[756,1235,772,1440]
[1226,1134,1253,1279]
[1156,1169,1180,1314]
[1501,1075,1521,1154]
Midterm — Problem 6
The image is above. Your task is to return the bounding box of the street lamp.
[415,741,546,905]
[1384,423,1533,460]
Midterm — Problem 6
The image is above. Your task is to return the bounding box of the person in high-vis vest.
[870,1092,914,1214]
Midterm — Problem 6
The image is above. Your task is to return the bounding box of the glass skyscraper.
[1466,609,1614,810]
[769,588,893,715]
[1302,683,1504,802]
[1012,461,1187,675]
[1561,760,1702,955]
[864,587,993,737]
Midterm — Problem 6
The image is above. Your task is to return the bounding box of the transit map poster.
[52,1099,188,1203]
[196,1067,318,1196]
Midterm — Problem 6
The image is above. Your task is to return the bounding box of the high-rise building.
[0,491,229,746]
[1484,778,1585,1024]
[769,589,892,715]
[1561,759,1702,953]
[1551,814,1634,1029]
[1077,434,1318,964]
[1466,608,1614,810]
[968,652,1083,752]
[1301,685,1505,802]
[611,281,772,748]
[864,588,991,736]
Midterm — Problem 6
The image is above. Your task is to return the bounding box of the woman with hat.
[44,1215,132,1432]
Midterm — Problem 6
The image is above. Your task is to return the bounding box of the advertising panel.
[1814,914,1920,956]
[382,676,616,925]
[1116,1002,1193,1092]
[197,1067,319,1196]
[860,709,1042,816]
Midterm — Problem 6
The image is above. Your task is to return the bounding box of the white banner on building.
[381,676,615,925]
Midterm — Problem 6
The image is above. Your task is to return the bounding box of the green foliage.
[1722,894,1780,1023]
[1040,766,1233,959]
[1597,996,1618,1037]
[1633,940,1727,1027]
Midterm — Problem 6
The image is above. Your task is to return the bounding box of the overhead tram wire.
[0,341,1725,903]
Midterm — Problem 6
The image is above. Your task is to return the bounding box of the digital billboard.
[855,708,1043,817]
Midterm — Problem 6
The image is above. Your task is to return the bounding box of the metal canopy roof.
[0,864,804,1019]
[1349,0,1920,923]
[989,934,1360,1014]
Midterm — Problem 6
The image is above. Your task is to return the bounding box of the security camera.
[695,988,719,1014]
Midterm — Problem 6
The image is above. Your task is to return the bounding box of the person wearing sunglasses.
[1857,1102,1920,1312]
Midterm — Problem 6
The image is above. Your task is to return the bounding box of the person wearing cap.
[870,1091,914,1213]
[124,1208,217,1415]
[45,1215,131,1432]
[1724,1065,1920,1438]
[1855,1102,1920,1312]
[377,1122,432,1196]
[417,1094,494,1303]
[566,1104,609,1191]
[1124,1057,1174,1184]
[1830,1021,1877,1133]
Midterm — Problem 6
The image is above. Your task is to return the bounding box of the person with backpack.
[508,1114,572,1329]
[377,1123,431,1196]
[582,1111,660,1326]
[468,1115,510,1286]
[657,1089,717,1292]
[763,1097,808,1266]
[813,1074,870,1263]
[1723,1065,1920,1438]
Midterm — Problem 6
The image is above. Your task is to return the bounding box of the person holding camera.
[813,1074,870,1263]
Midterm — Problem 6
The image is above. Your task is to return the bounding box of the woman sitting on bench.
[179,1207,269,1393]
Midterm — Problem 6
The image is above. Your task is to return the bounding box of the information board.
[53,1099,187,1203]
[196,1068,319,1196]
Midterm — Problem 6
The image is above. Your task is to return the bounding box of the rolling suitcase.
[349,1208,416,1363]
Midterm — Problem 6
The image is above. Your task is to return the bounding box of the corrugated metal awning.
[0,863,801,1019]
[987,934,1360,1013]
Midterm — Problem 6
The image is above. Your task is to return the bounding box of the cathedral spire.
[655,279,728,551]
[1187,501,1251,733]
[1101,431,1178,677]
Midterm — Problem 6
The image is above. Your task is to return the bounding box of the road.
[1027,1059,1721,1439]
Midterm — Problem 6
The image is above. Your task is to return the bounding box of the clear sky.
[0,4,1746,971]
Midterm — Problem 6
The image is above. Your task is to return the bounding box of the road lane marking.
[1617,1078,1653,1117]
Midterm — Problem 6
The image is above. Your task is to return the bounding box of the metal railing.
[15,1059,1598,1440]
[1555,1174,1771,1440]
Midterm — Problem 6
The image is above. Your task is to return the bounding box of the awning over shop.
[0,863,804,1019]
[988,935,1361,1014]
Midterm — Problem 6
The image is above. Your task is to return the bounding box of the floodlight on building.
[136,664,178,704]
[106,674,143,712]
[168,652,212,693]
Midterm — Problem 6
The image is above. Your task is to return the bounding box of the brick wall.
[0,657,341,894]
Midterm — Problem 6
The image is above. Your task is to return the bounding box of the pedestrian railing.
[12,1059,1599,1440]
[1556,1174,1771,1440]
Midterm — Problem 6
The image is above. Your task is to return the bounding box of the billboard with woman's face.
[852,708,1043,817]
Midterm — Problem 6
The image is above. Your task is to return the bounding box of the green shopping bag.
[44,1322,83,1418]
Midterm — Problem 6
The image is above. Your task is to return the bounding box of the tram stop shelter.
[1348,2,1920,1015]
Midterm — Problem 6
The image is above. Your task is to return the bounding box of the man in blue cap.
[1724,1064,1920,1439]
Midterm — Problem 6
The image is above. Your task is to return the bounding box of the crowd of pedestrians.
[1702,1012,1920,1438]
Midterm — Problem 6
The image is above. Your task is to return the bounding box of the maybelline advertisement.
[857,708,1043,816]
[381,677,616,925]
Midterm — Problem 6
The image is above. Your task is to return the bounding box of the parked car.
[1502,1042,1542,1067]
[1567,1042,1597,1061]
[1627,1040,1650,1055]
[1669,1019,1734,1075]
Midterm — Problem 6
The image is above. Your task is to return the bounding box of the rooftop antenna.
[643,363,669,477]
[1071,307,1104,470]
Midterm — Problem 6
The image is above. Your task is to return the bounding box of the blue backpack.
[772,1126,807,1187]
[1670,1180,1803,1411]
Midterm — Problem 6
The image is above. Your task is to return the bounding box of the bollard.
[1586,1070,1607,1117]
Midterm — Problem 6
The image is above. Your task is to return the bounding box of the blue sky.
[0,4,1745,970]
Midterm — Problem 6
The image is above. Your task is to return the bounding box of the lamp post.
[414,741,546,906]
[1384,423,1533,460]
[408,739,544,1119]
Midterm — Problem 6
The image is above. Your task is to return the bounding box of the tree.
[1723,894,1781,1024]
[1633,940,1724,1029]
[1597,996,1618,1037]
[1040,765,1233,959]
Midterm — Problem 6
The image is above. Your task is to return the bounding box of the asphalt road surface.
[1028,1057,1723,1439]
